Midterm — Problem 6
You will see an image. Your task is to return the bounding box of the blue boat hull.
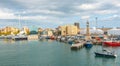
[68,41,74,44]
[84,44,93,48]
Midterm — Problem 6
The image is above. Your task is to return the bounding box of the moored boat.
[103,38,120,46]
[84,40,93,48]
[50,36,55,40]
[104,41,120,46]
[12,35,27,41]
[94,49,117,58]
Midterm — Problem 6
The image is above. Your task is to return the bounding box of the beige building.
[59,25,78,36]
[60,26,67,36]
[47,30,53,36]
[23,26,30,35]
[0,26,20,36]
[41,28,53,36]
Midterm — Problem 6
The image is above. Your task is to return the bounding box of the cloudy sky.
[0,0,120,29]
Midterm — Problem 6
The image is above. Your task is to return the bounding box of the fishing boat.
[94,49,117,58]
[84,40,93,48]
[103,38,120,46]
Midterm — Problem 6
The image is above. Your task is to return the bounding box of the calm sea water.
[0,39,120,66]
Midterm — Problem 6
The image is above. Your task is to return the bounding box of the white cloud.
[113,15,118,18]
[101,14,120,21]
[15,0,58,9]
[0,10,17,19]
[76,3,101,10]
[0,0,120,28]
[21,16,48,20]
[81,16,90,19]
[0,9,57,20]
[105,0,120,7]
[95,10,118,14]
[25,9,65,15]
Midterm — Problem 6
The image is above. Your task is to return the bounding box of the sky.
[0,0,120,29]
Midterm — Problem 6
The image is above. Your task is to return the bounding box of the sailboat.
[12,15,28,41]
[12,31,28,41]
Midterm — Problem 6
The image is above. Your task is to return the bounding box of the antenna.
[96,17,97,28]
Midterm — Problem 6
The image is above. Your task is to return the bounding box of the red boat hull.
[50,36,55,40]
[104,41,120,46]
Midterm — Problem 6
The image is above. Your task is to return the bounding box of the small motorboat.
[94,49,117,58]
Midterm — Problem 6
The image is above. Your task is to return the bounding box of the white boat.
[12,35,27,41]
[94,49,117,58]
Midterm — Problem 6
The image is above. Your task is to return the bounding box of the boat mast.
[96,17,97,28]
[18,14,21,29]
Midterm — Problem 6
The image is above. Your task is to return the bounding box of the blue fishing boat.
[84,41,93,48]
[94,49,117,58]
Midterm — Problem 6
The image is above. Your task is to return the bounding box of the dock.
[28,35,38,40]
[71,42,85,50]
[92,40,103,45]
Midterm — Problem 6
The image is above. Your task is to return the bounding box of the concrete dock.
[71,42,85,50]
[28,35,38,40]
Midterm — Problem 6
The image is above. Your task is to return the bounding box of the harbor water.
[0,40,119,66]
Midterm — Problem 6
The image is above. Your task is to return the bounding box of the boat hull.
[13,38,27,41]
[104,41,120,46]
[94,52,117,58]
[84,44,93,48]
[12,36,28,41]
[68,41,74,44]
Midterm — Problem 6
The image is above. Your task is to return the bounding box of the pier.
[71,42,85,50]
[28,35,38,40]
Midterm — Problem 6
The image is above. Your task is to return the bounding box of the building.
[74,22,80,29]
[60,26,67,36]
[74,22,80,33]
[66,25,78,36]
[23,26,30,35]
[0,26,20,36]
[59,25,78,36]
[41,28,53,36]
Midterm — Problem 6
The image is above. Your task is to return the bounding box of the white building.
[107,28,120,35]
[80,27,104,35]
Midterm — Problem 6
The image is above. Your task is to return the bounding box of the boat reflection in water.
[94,49,117,58]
